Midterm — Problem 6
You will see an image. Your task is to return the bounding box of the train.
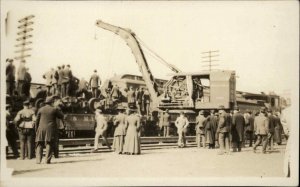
[6,73,285,139]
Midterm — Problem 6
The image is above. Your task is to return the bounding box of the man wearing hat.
[89,70,101,98]
[6,58,16,95]
[195,110,206,148]
[112,106,127,154]
[217,106,231,155]
[6,104,19,158]
[23,67,32,98]
[245,111,255,147]
[231,107,245,152]
[159,109,171,137]
[253,107,269,154]
[62,64,73,97]
[17,59,27,96]
[92,109,111,153]
[175,111,189,148]
[57,66,63,97]
[35,96,64,164]
[266,109,276,151]
[14,100,36,159]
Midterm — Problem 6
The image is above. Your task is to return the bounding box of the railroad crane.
[95,20,236,117]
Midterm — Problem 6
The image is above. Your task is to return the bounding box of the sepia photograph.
[1,0,299,186]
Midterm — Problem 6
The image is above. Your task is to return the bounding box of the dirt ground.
[5,144,286,178]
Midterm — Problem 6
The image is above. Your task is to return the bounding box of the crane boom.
[95,20,159,107]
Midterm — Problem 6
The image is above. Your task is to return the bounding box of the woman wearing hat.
[123,109,141,155]
[14,100,36,160]
[112,107,127,154]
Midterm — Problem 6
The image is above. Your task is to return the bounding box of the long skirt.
[112,135,125,153]
[274,127,282,144]
[123,127,141,154]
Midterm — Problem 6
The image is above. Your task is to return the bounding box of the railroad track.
[6,136,197,158]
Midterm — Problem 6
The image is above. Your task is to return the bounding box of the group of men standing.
[6,96,65,164]
[169,106,284,155]
[127,86,151,116]
[6,58,32,98]
[42,65,73,97]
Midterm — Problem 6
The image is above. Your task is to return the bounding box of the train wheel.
[35,98,45,109]
[88,98,101,112]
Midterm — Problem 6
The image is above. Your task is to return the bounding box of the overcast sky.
[1,0,299,96]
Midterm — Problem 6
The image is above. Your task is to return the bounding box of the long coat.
[232,112,245,142]
[246,114,255,132]
[113,113,127,153]
[123,114,141,154]
[113,113,127,136]
[35,104,64,142]
[205,114,218,144]
[274,115,283,144]
[89,73,100,88]
[268,115,276,134]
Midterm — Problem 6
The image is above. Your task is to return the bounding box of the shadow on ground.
[13,168,49,175]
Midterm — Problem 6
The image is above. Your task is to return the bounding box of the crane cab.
[159,70,236,110]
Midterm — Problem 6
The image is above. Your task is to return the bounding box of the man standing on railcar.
[89,70,101,98]
[17,59,27,97]
[43,68,53,96]
[6,58,16,95]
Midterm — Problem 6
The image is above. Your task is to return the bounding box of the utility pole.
[201,50,219,71]
[14,15,35,62]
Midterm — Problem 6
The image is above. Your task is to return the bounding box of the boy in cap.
[175,111,189,148]
[92,109,111,153]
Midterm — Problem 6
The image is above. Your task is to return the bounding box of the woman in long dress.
[112,108,127,154]
[123,110,141,155]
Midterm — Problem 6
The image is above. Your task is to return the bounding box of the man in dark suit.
[231,107,245,152]
[267,110,276,150]
[35,96,64,164]
[6,58,16,95]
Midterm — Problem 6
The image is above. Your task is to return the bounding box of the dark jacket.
[232,112,245,142]
[268,114,276,134]
[35,104,64,142]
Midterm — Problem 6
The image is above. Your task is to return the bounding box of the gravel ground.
[5,144,286,178]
